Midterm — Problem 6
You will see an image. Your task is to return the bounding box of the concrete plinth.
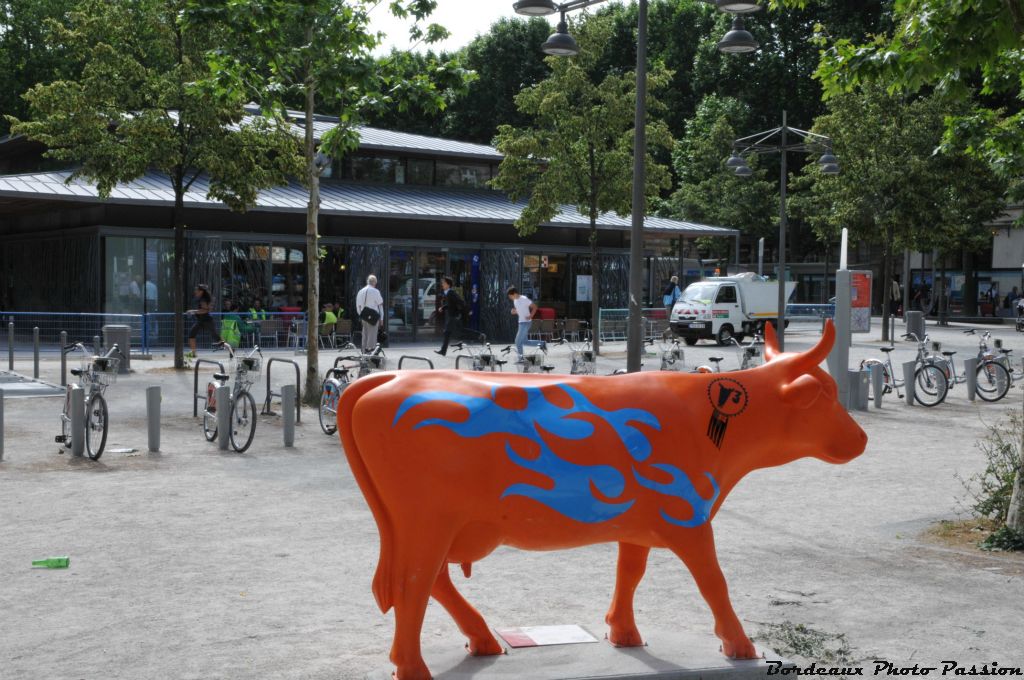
[368,628,791,680]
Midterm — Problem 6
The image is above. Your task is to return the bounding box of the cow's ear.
[781,374,823,409]
[763,321,780,361]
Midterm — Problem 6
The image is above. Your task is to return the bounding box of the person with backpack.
[435,276,465,357]
[663,275,682,314]
[186,283,222,357]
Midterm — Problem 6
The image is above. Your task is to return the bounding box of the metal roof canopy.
[0,170,739,238]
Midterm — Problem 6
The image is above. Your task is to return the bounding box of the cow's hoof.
[720,638,758,660]
[392,662,432,680]
[466,636,504,656]
[607,627,645,648]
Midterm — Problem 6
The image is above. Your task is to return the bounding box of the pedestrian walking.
[507,286,545,362]
[356,275,385,353]
[662,275,682,314]
[434,277,465,357]
[186,284,221,357]
[890,277,901,317]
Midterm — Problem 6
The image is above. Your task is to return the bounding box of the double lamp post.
[512,0,764,372]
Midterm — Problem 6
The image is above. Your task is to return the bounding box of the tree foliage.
[7,0,301,368]
[492,15,673,352]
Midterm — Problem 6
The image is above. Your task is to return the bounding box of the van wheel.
[683,336,698,346]
[716,325,734,345]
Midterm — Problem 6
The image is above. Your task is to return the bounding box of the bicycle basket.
[525,354,543,367]
[994,338,1003,349]
[479,353,497,367]
[239,356,262,376]
[931,341,942,352]
[89,356,119,385]
[366,355,386,371]
[580,350,595,363]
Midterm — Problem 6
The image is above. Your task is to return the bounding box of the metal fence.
[597,304,836,342]
[1,311,309,354]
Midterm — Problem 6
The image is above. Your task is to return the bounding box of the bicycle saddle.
[495,359,508,365]
[941,351,956,357]
[1000,348,1013,354]
[70,368,83,377]
[709,356,723,363]
[880,347,895,353]
[213,372,230,381]
[541,365,555,373]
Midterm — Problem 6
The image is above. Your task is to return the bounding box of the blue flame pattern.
[394,384,719,526]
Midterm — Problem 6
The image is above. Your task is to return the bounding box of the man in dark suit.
[435,276,465,357]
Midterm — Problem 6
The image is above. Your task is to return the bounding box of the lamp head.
[513,0,559,16]
[716,0,762,13]
[717,16,759,54]
[542,17,579,57]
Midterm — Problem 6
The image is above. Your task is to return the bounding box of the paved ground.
[1,318,1023,679]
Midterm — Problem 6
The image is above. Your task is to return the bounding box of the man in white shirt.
[507,286,546,362]
[356,274,385,353]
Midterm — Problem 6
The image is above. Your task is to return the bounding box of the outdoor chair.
[539,318,556,342]
[286,319,308,349]
[257,318,280,349]
[318,321,336,349]
[334,319,353,346]
[562,319,582,342]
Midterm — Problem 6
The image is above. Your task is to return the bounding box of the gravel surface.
[1,319,1022,679]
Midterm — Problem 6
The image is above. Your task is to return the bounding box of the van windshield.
[681,284,717,302]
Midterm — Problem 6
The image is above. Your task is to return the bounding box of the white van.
[669,273,796,345]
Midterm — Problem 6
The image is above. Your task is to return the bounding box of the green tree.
[7,0,300,369]
[492,16,673,354]
[663,94,775,258]
[197,0,468,404]
[789,87,1006,341]
[779,0,1024,203]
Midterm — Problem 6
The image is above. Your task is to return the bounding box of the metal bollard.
[282,384,296,448]
[870,362,884,408]
[33,326,40,379]
[93,335,102,355]
[0,387,5,462]
[964,357,978,402]
[146,386,161,452]
[70,385,85,457]
[60,331,68,386]
[8,321,13,370]
[216,385,231,451]
[902,361,917,406]
[847,370,869,411]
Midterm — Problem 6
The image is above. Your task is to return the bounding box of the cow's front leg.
[605,542,650,647]
[665,525,757,659]
[432,564,503,656]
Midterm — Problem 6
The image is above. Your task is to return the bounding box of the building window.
[351,156,404,183]
[436,161,491,188]
[407,158,434,186]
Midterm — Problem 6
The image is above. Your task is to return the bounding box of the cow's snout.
[817,414,867,464]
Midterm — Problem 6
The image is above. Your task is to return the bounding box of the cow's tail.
[337,372,399,614]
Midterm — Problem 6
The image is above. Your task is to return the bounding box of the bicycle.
[729,331,764,371]
[939,329,1012,403]
[650,332,684,372]
[859,333,948,407]
[56,343,123,460]
[319,363,353,436]
[555,329,596,375]
[501,344,554,373]
[201,342,261,452]
[453,335,507,372]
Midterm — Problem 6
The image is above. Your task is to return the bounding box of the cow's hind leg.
[605,542,650,647]
[432,564,503,656]
[664,525,757,659]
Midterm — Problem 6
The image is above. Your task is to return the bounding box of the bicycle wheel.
[229,391,257,453]
[319,379,340,436]
[202,407,218,441]
[85,393,108,460]
[914,364,948,407]
[975,361,1010,402]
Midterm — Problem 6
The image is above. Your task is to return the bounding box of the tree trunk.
[173,190,186,369]
[961,249,977,317]
[590,225,600,355]
[302,78,321,406]
[881,224,894,343]
[939,260,948,326]
[1008,406,1024,533]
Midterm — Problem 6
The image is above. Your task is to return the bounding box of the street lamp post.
[514,0,760,372]
[728,111,839,352]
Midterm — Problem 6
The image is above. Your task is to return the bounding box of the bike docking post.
[93,335,102,355]
[146,386,161,452]
[32,327,40,379]
[70,385,85,457]
[262,358,301,423]
[964,357,978,403]
[192,359,226,417]
[7,321,13,370]
[400,356,435,370]
[281,384,296,447]
[60,331,68,386]
[216,384,231,451]
[902,361,917,406]
[869,362,884,408]
[848,369,869,411]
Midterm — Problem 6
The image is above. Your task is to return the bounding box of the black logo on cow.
[706,378,748,448]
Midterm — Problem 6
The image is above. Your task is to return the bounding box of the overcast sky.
[368,1,552,53]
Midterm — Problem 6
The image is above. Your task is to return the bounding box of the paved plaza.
[2,319,1023,678]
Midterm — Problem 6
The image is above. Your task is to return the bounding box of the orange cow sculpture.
[338,321,866,680]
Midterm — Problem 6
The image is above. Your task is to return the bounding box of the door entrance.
[387,248,448,343]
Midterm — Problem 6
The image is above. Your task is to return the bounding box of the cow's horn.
[791,319,835,373]
[763,321,780,361]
